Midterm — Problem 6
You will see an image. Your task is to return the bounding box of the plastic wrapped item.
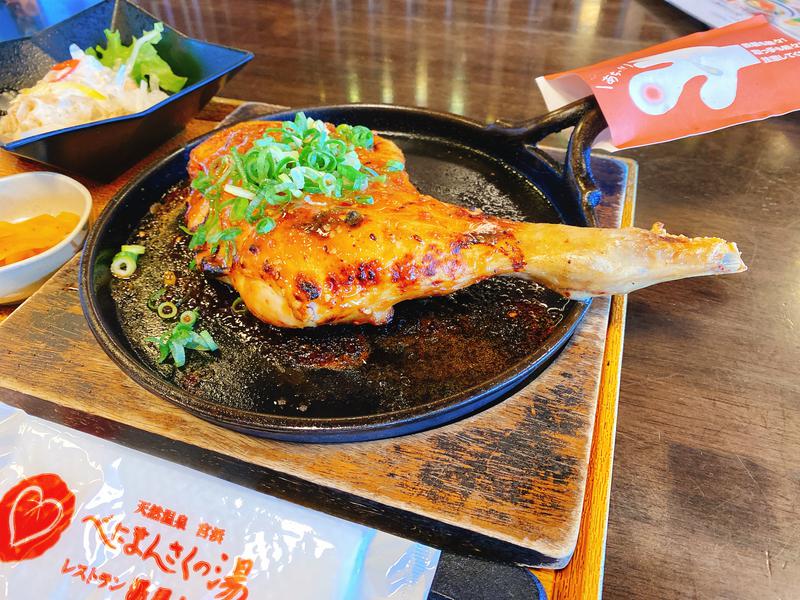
[0,404,439,599]
[537,16,800,150]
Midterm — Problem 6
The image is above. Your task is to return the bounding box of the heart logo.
[0,474,75,562]
[9,485,65,548]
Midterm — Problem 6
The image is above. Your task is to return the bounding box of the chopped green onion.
[349,125,374,149]
[183,332,209,350]
[255,217,276,235]
[188,224,207,249]
[188,113,388,266]
[169,340,186,367]
[179,310,198,326]
[231,297,247,315]
[355,195,374,205]
[110,253,137,279]
[147,287,166,310]
[121,244,146,255]
[110,242,146,279]
[145,317,218,368]
[191,172,213,192]
[223,183,256,200]
[325,138,347,156]
[338,164,368,191]
[230,196,249,221]
[157,301,178,319]
[216,227,242,242]
[385,160,404,172]
[199,330,218,351]
[154,339,169,362]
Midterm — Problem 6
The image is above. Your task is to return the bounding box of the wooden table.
[114,1,797,599]
[1,2,798,598]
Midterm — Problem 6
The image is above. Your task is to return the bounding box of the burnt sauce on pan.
[110,183,569,419]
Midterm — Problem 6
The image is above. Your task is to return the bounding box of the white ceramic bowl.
[0,172,92,304]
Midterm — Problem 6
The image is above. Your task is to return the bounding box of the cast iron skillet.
[80,97,607,442]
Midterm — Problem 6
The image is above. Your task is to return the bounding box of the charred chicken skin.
[184,117,746,328]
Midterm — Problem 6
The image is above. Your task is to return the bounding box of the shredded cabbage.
[0,23,186,143]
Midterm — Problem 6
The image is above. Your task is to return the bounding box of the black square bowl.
[0,0,253,180]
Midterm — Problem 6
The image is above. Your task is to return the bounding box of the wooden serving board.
[0,99,634,598]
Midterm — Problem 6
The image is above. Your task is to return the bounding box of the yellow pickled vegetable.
[0,212,79,267]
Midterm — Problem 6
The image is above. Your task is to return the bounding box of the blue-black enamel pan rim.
[80,102,602,443]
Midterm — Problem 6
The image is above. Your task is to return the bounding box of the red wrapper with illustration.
[537,16,800,150]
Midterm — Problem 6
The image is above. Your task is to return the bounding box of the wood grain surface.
[120,2,799,597]
[0,223,620,570]
[0,99,630,584]
[2,0,797,593]
[0,267,611,564]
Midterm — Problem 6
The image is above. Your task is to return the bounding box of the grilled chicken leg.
[185,121,745,328]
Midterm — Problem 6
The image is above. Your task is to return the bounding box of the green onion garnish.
[110,253,137,279]
[121,244,146,255]
[198,330,218,352]
[191,171,213,192]
[157,301,178,320]
[110,244,145,279]
[179,310,198,326]
[255,217,275,235]
[145,320,218,368]
[231,297,247,315]
[355,195,374,205]
[335,124,374,149]
[385,160,404,172]
[187,113,386,266]
[146,287,166,310]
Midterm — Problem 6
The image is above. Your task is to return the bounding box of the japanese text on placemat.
[59,499,249,600]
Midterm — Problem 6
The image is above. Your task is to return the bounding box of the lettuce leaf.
[86,22,187,93]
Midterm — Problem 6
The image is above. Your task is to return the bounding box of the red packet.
[537,16,800,150]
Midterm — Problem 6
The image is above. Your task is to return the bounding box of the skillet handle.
[487,96,607,226]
